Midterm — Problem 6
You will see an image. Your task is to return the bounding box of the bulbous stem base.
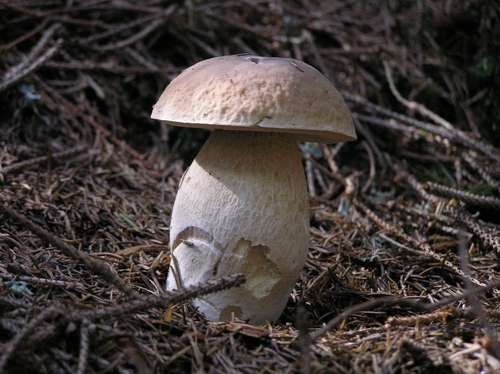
[167,130,310,323]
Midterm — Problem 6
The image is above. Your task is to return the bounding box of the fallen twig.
[311,279,500,341]
[0,203,137,298]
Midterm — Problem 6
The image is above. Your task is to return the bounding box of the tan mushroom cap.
[151,55,356,143]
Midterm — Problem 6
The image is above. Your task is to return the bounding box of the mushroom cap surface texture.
[151,55,356,143]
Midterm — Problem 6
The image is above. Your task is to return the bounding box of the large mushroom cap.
[151,55,356,143]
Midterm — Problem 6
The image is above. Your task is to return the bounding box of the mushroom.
[151,55,356,324]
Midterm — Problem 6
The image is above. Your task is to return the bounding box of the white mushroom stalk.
[151,55,356,323]
[167,130,309,323]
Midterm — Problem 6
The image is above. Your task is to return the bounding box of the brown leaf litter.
[1,1,499,373]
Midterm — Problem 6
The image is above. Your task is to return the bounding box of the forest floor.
[1,1,500,373]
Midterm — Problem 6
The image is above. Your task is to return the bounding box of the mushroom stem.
[167,129,310,323]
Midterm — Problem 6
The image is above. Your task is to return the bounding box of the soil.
[1,1,499,373]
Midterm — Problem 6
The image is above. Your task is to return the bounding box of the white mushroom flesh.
[167,129,309,323]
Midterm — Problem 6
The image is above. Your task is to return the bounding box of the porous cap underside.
[151,55,356,143]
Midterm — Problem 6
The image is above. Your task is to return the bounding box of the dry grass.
[1,1,499,373]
